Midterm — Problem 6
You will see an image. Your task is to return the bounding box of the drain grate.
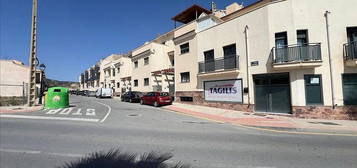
[308,121,340,125]
[127,114,140,117]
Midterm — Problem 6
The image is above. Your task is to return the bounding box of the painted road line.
[46,109,61,114]
[72,108,83,115]
[0,148,83,158]
[86,109,96,116]
[0,114,99,122]
[96,101,111,123]
[59,108,73,115]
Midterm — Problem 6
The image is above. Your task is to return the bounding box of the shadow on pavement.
[58,149,191,168]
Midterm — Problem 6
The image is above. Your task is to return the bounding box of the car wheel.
[140,100,144,105]
[154,101,159,107]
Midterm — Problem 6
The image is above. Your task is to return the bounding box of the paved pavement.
[163,103,357,135]
[1,95,357,168]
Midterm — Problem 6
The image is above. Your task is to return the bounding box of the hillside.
[45,79,79,90]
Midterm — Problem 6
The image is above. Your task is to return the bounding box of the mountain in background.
[45,78,79,90]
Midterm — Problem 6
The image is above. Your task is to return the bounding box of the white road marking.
[0,148,83,158]
[72,108,83,115]
[86,109,96,116]
[96,101,111,123]
[0,114,99,122]
[59,108,73,115]
[46,109,61,114]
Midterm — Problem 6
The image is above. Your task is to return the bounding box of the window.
[304,75,323,105]
[347,27,357,43]
[204,50,215,72]
[180,96,193,102]
[223,44,237,69]
[180,43,189,54]
[297,30,309,45]
[275,32,288,48]
[144,78,149,86]
[117,68,120,73]
[134,80,138,87]
[117,82,120,88]
[180,72,190,83]
[223,44,236,57]
[134,61,138,68]
[144,57,149,65]
[275,32,288,63]
[112,68,115,77]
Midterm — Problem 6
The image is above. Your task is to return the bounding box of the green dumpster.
[45,87,69,109]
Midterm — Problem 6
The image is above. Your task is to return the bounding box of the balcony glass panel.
[272,43,322,63]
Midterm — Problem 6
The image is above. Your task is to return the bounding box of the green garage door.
[254,73,291,114]
[343,74,357,105]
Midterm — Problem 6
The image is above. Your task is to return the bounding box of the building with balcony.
[173,0,357,119]
[131,32,175,94]
[99,54,121,91]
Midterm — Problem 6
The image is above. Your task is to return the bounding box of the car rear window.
[160,92,169,96]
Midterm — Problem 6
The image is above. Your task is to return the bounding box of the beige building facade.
[0,60,43,98]
[78,0,356,119]
[131,33,175,94]
[173,0,357,119]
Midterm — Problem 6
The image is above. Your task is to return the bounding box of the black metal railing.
[198,55,239,73]
[271,43,322,64]
[344,41,357,60]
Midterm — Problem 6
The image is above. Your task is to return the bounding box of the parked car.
[121,91,143,103]
[140,92,172,107]
[76,90,84,96]
[96,88,113,98]
[87,91,96,97]
[83,90,89,96]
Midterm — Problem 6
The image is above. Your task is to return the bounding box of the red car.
[140,92,172,107]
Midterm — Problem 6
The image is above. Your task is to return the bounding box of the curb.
[0,106,43,114]
[161,106,357,137]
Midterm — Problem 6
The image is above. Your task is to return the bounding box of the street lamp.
[38,63,46,104]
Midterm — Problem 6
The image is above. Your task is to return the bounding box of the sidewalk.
[0,105,43,114]
[163,103,357,134]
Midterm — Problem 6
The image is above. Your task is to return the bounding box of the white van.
[96,88,113,98]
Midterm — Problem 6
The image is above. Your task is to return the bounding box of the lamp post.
[38,63,46,104]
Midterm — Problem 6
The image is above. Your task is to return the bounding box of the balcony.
[344,41,357,67]
[271,43,322,69]
[198,55,239,76]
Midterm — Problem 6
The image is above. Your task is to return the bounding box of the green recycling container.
[45,87,69,109]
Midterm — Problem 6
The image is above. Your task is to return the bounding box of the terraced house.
[79,0,357,120]
[174,0,357,119]
[131,33,175,94]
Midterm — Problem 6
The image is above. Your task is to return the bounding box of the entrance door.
[254,73,291,114]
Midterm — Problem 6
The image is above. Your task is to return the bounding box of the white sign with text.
[204,79,243,103]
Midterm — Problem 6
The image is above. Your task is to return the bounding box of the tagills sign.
[204,79,243,103]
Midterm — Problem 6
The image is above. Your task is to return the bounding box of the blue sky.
[1,0,257,82]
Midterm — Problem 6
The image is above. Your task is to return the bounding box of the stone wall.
[293,106,357,120]
[175,91,357,120]
[175,91,253,112]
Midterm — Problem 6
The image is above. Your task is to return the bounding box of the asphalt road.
[1,95,357,168]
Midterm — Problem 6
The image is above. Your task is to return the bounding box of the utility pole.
[324,11,335,109]
[28,0,38,106]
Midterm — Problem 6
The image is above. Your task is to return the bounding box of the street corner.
[0,101,111,123]
[0,105,43,114]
